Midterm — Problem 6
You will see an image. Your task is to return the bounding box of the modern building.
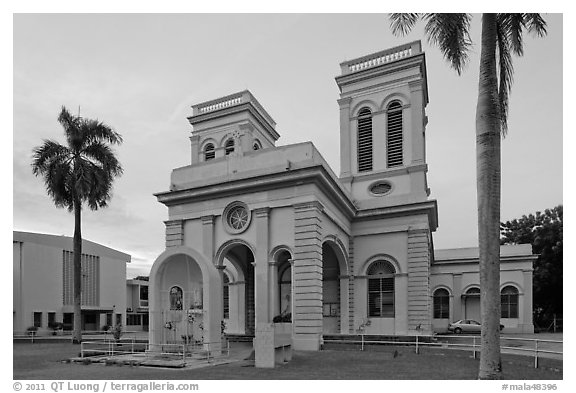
[148,41,535,352]
[126,277,149,331]
[13,231,130,334]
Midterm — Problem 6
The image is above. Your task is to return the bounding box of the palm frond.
[496,19,514,136]
[31,140,71,176]
[82,142,124,177]
[58,106,84,153]
[422,13,472,75]
[498,14,525,56]
[523,13,547,37]
[82,118,123,146]
[389,13,421,37]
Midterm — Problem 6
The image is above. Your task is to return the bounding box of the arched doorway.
[322,239,349,334]
[464,287,481,321]
[148,247,221,350]
[217,241,256,335]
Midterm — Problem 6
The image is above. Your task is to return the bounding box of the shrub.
[26,326,38,336]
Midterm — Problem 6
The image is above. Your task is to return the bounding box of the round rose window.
[223,201,251,234]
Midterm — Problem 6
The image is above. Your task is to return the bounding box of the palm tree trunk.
[72,196,83,344]
[476,13,502,379]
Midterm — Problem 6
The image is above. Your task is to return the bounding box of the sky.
[12,13,563,279]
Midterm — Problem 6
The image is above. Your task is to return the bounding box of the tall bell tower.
[335,41,430,210]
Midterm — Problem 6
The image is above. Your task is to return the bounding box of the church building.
[149,41,535,353]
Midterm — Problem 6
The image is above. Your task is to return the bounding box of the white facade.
[13,231,130,334]
[149,41,535,354]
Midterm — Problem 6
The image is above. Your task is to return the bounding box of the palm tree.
[389,13,546,379]
[32,106,123,344]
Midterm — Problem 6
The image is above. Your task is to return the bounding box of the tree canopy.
[500,205,563,321]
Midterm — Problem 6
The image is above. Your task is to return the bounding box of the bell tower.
[335,41,430,210]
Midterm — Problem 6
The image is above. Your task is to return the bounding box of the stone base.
[292,333,321,351]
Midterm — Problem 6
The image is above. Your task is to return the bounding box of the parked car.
[448,319,504,334]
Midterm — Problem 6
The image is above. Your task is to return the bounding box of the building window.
[48,312,56,328]
[63,251,100,306]
[33,312,42,328]
[204,143,215,161]
[140,285,148,307]
[501,286,519,318]
[127,314,142,326]
[387,100,403,168]
[253,139,262,150]
[223,201,251,234]
[433,288,450,319]
[224,139,235,155]
[357,107,373,172]
[367,260,395,317]
[223,274,230,319]
[169,286,183,310]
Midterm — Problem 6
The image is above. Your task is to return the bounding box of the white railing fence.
[322,334,562,369]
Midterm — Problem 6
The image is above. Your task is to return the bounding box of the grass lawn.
[13,343,562,380]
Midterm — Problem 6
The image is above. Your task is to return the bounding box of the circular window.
[223,201,251,234]
[369,181,393,196]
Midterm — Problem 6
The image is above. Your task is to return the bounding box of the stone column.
[269,260,279,319]
[190,135,201,164]
[452,273,462,321]
[254,208,271,324]
[338,97,352,178]
[201,215,215,262]
[292,201,324,351]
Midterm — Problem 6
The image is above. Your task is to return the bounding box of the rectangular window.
[434,297,450,319]
[501,295,519,318]
[126,314,142,326]
[48,312,56,327]
[33,312,42,328]
[139,285,149,307]
[116,314,122,326]
[63,251,100,306]
[368,277,394,317]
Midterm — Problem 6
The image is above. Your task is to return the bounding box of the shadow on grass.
[13,343,562,380]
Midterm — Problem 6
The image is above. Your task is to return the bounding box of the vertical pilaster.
[522,269,534,333]
[347,237,355,333]
[165,220,183,248]
[292,201,324,351]
[254,207,270,324]
[201,215,215,262]
[190,135,201,164]
[338,97,352,178]
[409,80,425,165]
[452,273,462,321]
[407,229,432,333]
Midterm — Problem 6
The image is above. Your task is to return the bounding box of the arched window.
[501,286,519,318]
[433,288,450,319]
[169,286,183,310]
[357,107,373,172]
[223,273,230,319]
[253,139,262,151]
[225,139,235,155]
[386,100,403,168]
[367,260,395,317]
[204,143,215,161]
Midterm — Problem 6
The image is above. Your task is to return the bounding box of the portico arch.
[322,236,350,334]
[149,246,222,350]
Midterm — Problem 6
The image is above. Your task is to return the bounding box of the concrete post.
[190,135,201,164]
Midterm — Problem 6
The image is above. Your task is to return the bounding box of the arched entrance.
[322,238,349,334]
[464,287,481,321]
[148,247,221,350]
[216,241,256,336]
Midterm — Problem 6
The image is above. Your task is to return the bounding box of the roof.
[434,244,536,263]
[13,231,131,262]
